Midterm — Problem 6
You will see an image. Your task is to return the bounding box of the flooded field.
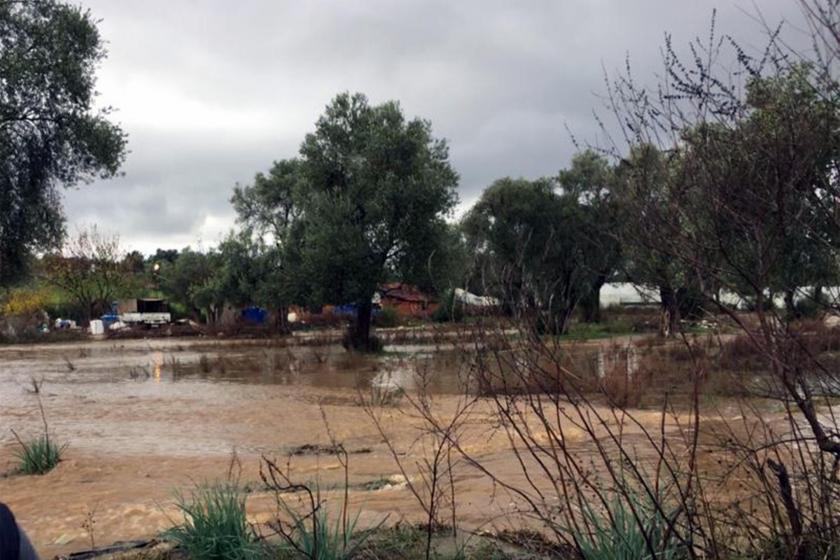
[0,334,777,557]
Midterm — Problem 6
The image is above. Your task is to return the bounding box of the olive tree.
[159,248,220,323]
[0,0,126,287]
[612,143,703,336]
[289,93,458,350]
[557,150,623,323]
[231,159,306,331]
[463,177,606,334]
[600,15,840,555]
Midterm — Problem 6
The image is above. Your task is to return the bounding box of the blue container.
[241,307,267,325]
[100,313,120,329]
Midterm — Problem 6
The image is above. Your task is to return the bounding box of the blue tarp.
[241,307,267,324]
[100,313,120,328]
[333,304,382,317]
[334,304,358,317]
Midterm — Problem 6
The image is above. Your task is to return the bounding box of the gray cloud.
[63,0,808,254]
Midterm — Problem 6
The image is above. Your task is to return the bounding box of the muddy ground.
[0,334,771,558]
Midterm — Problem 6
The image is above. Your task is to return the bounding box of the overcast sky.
[64,0,807,255]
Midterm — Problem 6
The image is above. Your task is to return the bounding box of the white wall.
[600,283,659,307]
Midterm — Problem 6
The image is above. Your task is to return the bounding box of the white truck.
[119,298,171,327]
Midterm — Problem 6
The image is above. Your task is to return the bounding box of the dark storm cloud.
[63,0,808,254]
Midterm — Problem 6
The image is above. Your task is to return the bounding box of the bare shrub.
[360,360,472,560]
[258,407,382,559]
[599,355,644,408]
[383,304,839,559]
[407,8,840,555]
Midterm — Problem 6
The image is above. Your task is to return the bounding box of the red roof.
[378,283,432,303]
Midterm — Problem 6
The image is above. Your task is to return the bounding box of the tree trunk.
[206,306,220,327]
[346,299,376,352]
[556,306,574,335]
[784,288,800,320]
[659,285,679,337]
[275,305,290,334]
[534,305,574,335]
[82,300,93,328]
[581,276,606,323]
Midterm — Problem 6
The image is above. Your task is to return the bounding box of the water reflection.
[0,337,645,400]
[371,363,417,391]
[151,352,164,383]
[595,345,639,380]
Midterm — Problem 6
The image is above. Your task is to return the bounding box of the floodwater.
[0,335,761,558]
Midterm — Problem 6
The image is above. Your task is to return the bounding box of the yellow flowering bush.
[1,288,49,316]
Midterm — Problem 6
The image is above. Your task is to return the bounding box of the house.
[376,283,438,318]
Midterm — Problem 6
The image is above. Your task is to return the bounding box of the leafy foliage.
[233,93,458,349]
[0,0,126,287]
[463,176,611,334]
[1,286,51,316]
[297,93,458,350]
[41,227,132,325]
[558,151,623,323]
[432,289,465,323]
[232,159,306,242]
[159,248,222,323]
[683,66,840,315]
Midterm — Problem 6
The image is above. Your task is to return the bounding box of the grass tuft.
[575,493,681,560]
[281,504,376,560]
[166,483,260,560]
[13,433,64,475]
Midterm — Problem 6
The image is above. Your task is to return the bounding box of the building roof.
[378,283,433,303]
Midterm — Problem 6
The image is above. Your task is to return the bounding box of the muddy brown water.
[0,335,754,558]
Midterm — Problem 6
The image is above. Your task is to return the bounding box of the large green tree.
[232,159,305,242]
[294,92,459,350]
[0,0,126,288]
[613,66,840,333]
[159,248,221,323]
[463,177,604,334]
[612,144,698,335]
[677,65,840,317]
[557,150,623,323]
[212,233,294,329]
[231,159,306,329]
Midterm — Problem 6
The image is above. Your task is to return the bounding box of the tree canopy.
[557,150,623,323]
[234,92,459,349]
[462,175,612,334]
[42,227,131,325]
[0,0,127,288]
